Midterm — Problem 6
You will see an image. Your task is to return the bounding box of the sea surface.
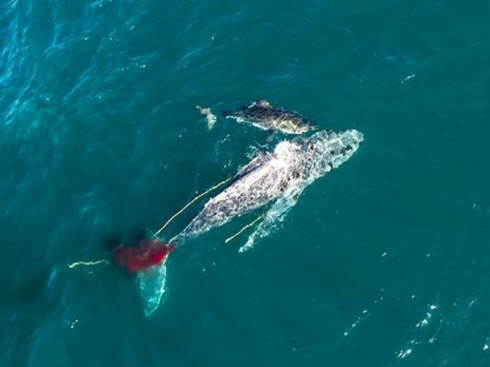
[1,0,490,366]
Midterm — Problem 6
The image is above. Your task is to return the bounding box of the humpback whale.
[221,100,317,135]
[142,129,364,316]
[171,129,363,245]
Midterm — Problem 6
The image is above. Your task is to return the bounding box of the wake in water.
[139,129,364,315]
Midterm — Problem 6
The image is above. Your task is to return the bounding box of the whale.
[221,100,317,135]
[171,129,363,245]
[142,129,364,316]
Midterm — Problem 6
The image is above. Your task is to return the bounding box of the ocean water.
[1,0,490,366]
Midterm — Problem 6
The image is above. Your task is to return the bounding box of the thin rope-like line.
[224,215,264,244]
[154,176,232,237]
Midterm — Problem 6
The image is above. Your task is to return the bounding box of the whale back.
[172,129,363,244]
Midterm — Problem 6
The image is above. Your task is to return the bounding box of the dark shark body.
[222,100,317,135]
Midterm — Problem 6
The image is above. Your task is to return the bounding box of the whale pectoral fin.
[196,105,217,130]
[239,186,305,253]
[207,114,217,130]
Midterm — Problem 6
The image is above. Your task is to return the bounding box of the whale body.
[143,129,364,315]
[171,129,363,244]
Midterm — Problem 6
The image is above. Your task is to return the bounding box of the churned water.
[1,0,490,366]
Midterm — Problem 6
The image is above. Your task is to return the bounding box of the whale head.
[293,129,364,179]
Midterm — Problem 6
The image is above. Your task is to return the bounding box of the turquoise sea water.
[1,0,490,366]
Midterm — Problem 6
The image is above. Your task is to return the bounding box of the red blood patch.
[112,238,175,273]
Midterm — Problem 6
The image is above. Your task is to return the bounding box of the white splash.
[344,309,370,337]
[401,74,415,83]
[396,348,412,359]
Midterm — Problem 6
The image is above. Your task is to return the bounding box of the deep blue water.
[1,0,490,366]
